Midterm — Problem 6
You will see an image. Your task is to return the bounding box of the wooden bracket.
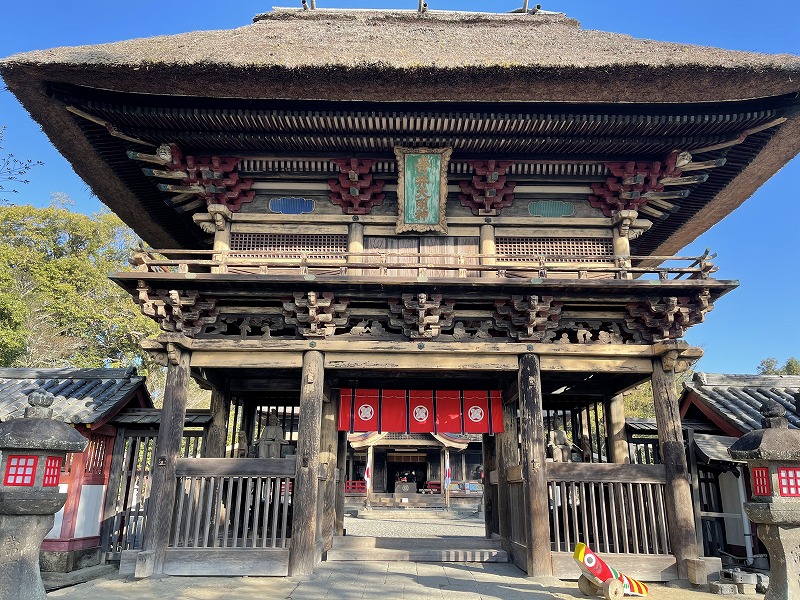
[388,293,455,340]
[282,291,350,338]
[494,296,563,342]
[626,290,713,342]
[135,282,219,338]
[328,158,386,214]
[458,160,516,216]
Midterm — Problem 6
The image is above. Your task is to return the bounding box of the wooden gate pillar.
[320,389,339,552]
[606,393,629,464]
[335,430,347,536]
[135,348,191,578]
[519,353,552,577]
[482,433,496,538]
[651,356,698,577]
[204,382,229,458]
[289,350,325,576]
[496,393,520,551]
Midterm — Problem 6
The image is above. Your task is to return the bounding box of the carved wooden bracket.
[282,292,350,338]
[201,315,286,339]
[328,158,386,215]
[132,143,254,211]
[589,151,683,217]
[494,296,563,341]
[458,160,516,216]
[625,290,713,342]
[388,293,455,340]
[135,282,219,338]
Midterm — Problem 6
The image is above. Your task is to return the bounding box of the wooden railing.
[168,458,295,550]
[546,463,671,555]
[344,480,367,494]
[129,248,718,281]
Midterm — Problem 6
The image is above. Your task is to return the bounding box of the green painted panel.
[528,200,576,218]
[403,153,441,225]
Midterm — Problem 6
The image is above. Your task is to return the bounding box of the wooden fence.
[156,457,297,576]
[546,463,671,555]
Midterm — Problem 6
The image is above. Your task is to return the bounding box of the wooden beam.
[651,356,698,578]
[324,352,519,371]
[496,395,519,552]
[540,357,653,373]
[335,430,347,536]
[289,350,325,576]
[191,351,302,369]
[135,348,190,578]
[518,353,552,577]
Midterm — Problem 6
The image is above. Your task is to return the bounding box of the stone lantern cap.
[0,391,87,452]
[728,399,800,462]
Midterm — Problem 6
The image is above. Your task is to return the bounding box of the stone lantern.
[0,390,88,600]
[728,399,800,600]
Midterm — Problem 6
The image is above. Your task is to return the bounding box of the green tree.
[0,126,42,203]
[757,357,800,375]
[0,197,159,368]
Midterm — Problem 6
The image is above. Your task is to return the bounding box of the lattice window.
[230,233,347,259]
[496,237,614,262]
[4,456,37,486]
[752,467,771,496]
[778,467,800,497]
[43,457,62,487]
[84,433,110,477]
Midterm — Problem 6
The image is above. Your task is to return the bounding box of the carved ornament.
[201,315,286,339]
[282,292,350,338]
[494,296,563,341]
[459,160,516,216]
[135,282,219,338]
[328,158,386,215]
[388,293,455,340]
[625,290,713,342]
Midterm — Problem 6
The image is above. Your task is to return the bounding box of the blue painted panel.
[528,200,575,218]
[269,197,315,214]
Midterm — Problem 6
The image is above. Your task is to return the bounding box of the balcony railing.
[129,248,718,281]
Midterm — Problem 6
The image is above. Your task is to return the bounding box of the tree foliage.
[0,197,159,368]
[0,126,43,203]
[757,356,800,375]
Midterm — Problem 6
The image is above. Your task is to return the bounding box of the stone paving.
[46,513,763,599]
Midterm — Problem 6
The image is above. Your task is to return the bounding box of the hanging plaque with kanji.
[395,146,452,234]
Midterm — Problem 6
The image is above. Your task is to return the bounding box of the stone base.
[687,556,723,585]
[756,522,800,600]
[40,547,101,573]
[0,513,54,600]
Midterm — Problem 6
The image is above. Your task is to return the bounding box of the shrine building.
[3,7,800,581]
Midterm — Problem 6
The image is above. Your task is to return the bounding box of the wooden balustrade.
[168,458,295,551]
[546,463,671,555]
[129,248,718,281]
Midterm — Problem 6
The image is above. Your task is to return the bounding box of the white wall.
[719,471,745,547]
[74,484,106,538]
[45,483,69,539]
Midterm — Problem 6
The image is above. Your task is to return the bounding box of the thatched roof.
[2,9,800,251]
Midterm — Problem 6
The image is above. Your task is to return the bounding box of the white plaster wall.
[74,484,106,538]
[45,483,69,539]
[719,471,745,546]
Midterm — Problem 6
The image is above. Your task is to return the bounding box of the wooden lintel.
[540,357,653,373]
[190,351,302,369]
[324,352,519,371]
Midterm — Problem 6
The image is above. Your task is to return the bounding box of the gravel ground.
[344,513,485,538]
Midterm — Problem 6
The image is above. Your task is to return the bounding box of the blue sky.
[1,1,798,374]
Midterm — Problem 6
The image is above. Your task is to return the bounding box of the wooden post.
[335,430,347,536]
[444,446,451,509]
[240,403,256,456]
[482,433,494,538]
[606,394,629,464]
[686,428,705,552]
[289,350,325,576]
[100,427,127,556]
[652,356,698,577]
[348,222,364,276]
[496,395,519,547]
[480,224,497,278]
[135,349,190,578]
[204,383,229,458]
[320,391,339,552]
[364,445,374,509]
[519,353,552,577]
[211,215,231,274]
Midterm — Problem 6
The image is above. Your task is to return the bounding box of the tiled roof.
[112,408,210,426]
[683,372,800,433]
[0,368,150,425]
[626,418,719,434]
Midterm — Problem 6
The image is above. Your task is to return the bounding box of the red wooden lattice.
[43,456,62,487]
[778,467,800,497]
[328,158,386,214]
[751,467,771,496]
[4,456,38,487]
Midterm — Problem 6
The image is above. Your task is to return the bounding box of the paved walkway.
[48,560,762,600]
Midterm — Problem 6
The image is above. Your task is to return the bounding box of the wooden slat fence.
[546,463,671,555]
[169,458,295,550]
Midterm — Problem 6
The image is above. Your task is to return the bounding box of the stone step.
[326,547,508,563]
[354,509,470,520]
[333,536,503,551]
